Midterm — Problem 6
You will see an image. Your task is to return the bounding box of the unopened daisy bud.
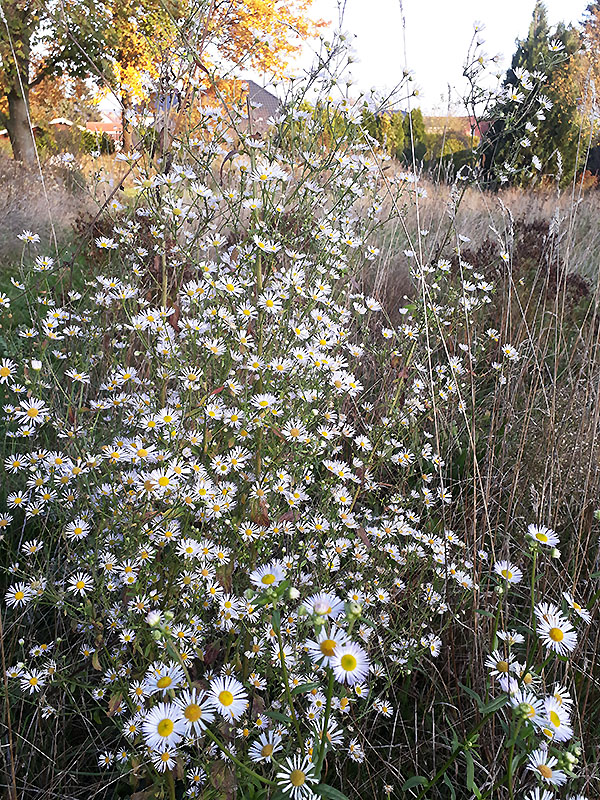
[146,610,162,627]
[164,610,174,622]
[244,588,254,600]
[347,601,362,620]
[31,360,42,370]
[288,587,300,600]
[151,630,162,641]
[495,585,504,595]
[297,604,308,617]
[516,702,533,721]
[314,613,327,630]
[264,587,278,603]
[593,509,600,522]
[550,547,560,558]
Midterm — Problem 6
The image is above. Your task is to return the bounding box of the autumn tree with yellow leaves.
[0,0,325,159]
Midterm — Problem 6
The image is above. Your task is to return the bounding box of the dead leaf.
[107,692,123,717]
[210,760,236,800]
[357,527,372,549]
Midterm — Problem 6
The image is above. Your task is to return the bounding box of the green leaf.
[451,730,459,753]
[457,681,484,709]
[314,785,351,800]
[443,774,457,800]
[401,776,428,791]
[474,608,496,619]
[480,695,508,715]
[264,709,294,725]
[291,681,320,696]
[465,750,475,791]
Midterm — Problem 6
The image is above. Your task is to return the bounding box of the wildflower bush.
[1,18,599,800]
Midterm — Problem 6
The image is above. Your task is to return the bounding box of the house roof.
[243,80,281,122]
[85,121,121,133]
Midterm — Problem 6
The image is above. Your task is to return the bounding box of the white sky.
[297,0,588,113]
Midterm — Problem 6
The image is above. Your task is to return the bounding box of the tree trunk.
[6,87,37,165]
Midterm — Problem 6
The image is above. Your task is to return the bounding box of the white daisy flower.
[210,675,248,720]
[332,642,370,686]
[142,702,185,751]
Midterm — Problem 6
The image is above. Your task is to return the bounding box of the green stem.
[507,718,522,800]
[315,668,335,777]
[275,624,304,750]
[414,707,503,800]
[161,250,168,308]
[348,339,417,513]
[525,548,538,673]
[167,770,176,800]
[529,548,537,632]
[204,727,275,786]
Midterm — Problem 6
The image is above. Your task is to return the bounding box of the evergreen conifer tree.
[481,1,580,186]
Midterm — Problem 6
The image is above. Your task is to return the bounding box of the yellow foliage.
[108,0,326,103]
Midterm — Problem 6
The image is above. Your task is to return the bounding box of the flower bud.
[314,613,327,630]
[146,610,162,627]
[347,601,362,620]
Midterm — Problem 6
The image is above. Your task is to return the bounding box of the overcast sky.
[296,0,588,113]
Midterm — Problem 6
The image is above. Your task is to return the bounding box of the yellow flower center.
[550,710,561,727]
[290,770,306,787]
[496,660,509,673]
[157,718,174,737]
[158,476,170,487]
[157,676,172,689]
[76,580,85,590]
[261,574,276,585]
[27,408,39,417]
[538,764,553,779]
[320,639,337,658]
[500,569,512,580]
[137,449,148,458]
[549,627,564,642]
[261,743,274,757]
[536,532,548,542]
[15,591,24,601]
[0,366,10,376]
[185,703,202,722]
[219,690,234,706]
[341,654,357,671]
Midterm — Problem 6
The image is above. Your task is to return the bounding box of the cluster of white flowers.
[1,49,594,800]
